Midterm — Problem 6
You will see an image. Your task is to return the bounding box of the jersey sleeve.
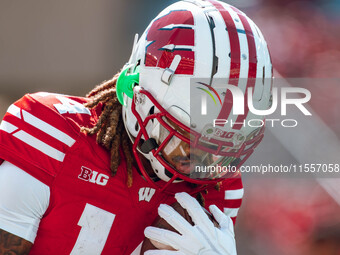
[0,161,50,243]
[204,175,244,224]
[0,93,82,185]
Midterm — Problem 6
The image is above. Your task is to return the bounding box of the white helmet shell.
[121,0,272,184]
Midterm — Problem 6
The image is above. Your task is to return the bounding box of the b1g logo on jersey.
[145,10,195,75]
[78,166,109,186]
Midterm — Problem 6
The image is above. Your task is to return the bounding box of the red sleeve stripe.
[225,188,244,200]
[223,199,242,208]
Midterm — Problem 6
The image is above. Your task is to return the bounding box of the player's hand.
[144,192,237,255]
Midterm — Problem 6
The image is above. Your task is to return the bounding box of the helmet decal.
[145,10,195,75]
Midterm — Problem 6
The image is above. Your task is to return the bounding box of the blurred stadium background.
[0,0,339,254]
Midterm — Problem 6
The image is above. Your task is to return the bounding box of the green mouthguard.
[116,64,140,105]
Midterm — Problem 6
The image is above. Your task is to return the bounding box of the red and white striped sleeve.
[0,93,81,185]
[204,176,244,224]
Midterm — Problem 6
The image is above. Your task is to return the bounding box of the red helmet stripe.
[206,0,241,125]
[230,7,258,130]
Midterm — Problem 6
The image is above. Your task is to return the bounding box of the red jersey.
[0,93,243,254]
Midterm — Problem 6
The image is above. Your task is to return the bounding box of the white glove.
[144,192,237,255]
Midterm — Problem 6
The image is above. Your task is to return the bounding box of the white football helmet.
[117,0,272,191]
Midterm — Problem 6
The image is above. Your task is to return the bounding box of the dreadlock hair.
[81,72,135,187]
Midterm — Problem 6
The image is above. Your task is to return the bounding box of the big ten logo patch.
[145,10,195,75]
[78,166,109,186]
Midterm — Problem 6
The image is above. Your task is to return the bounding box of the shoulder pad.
[0,92,95,185]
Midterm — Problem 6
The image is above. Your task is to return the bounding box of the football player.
[0,0,272,254]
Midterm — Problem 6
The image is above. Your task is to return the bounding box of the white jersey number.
[54,96,91,115]
[70,204,115,255]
